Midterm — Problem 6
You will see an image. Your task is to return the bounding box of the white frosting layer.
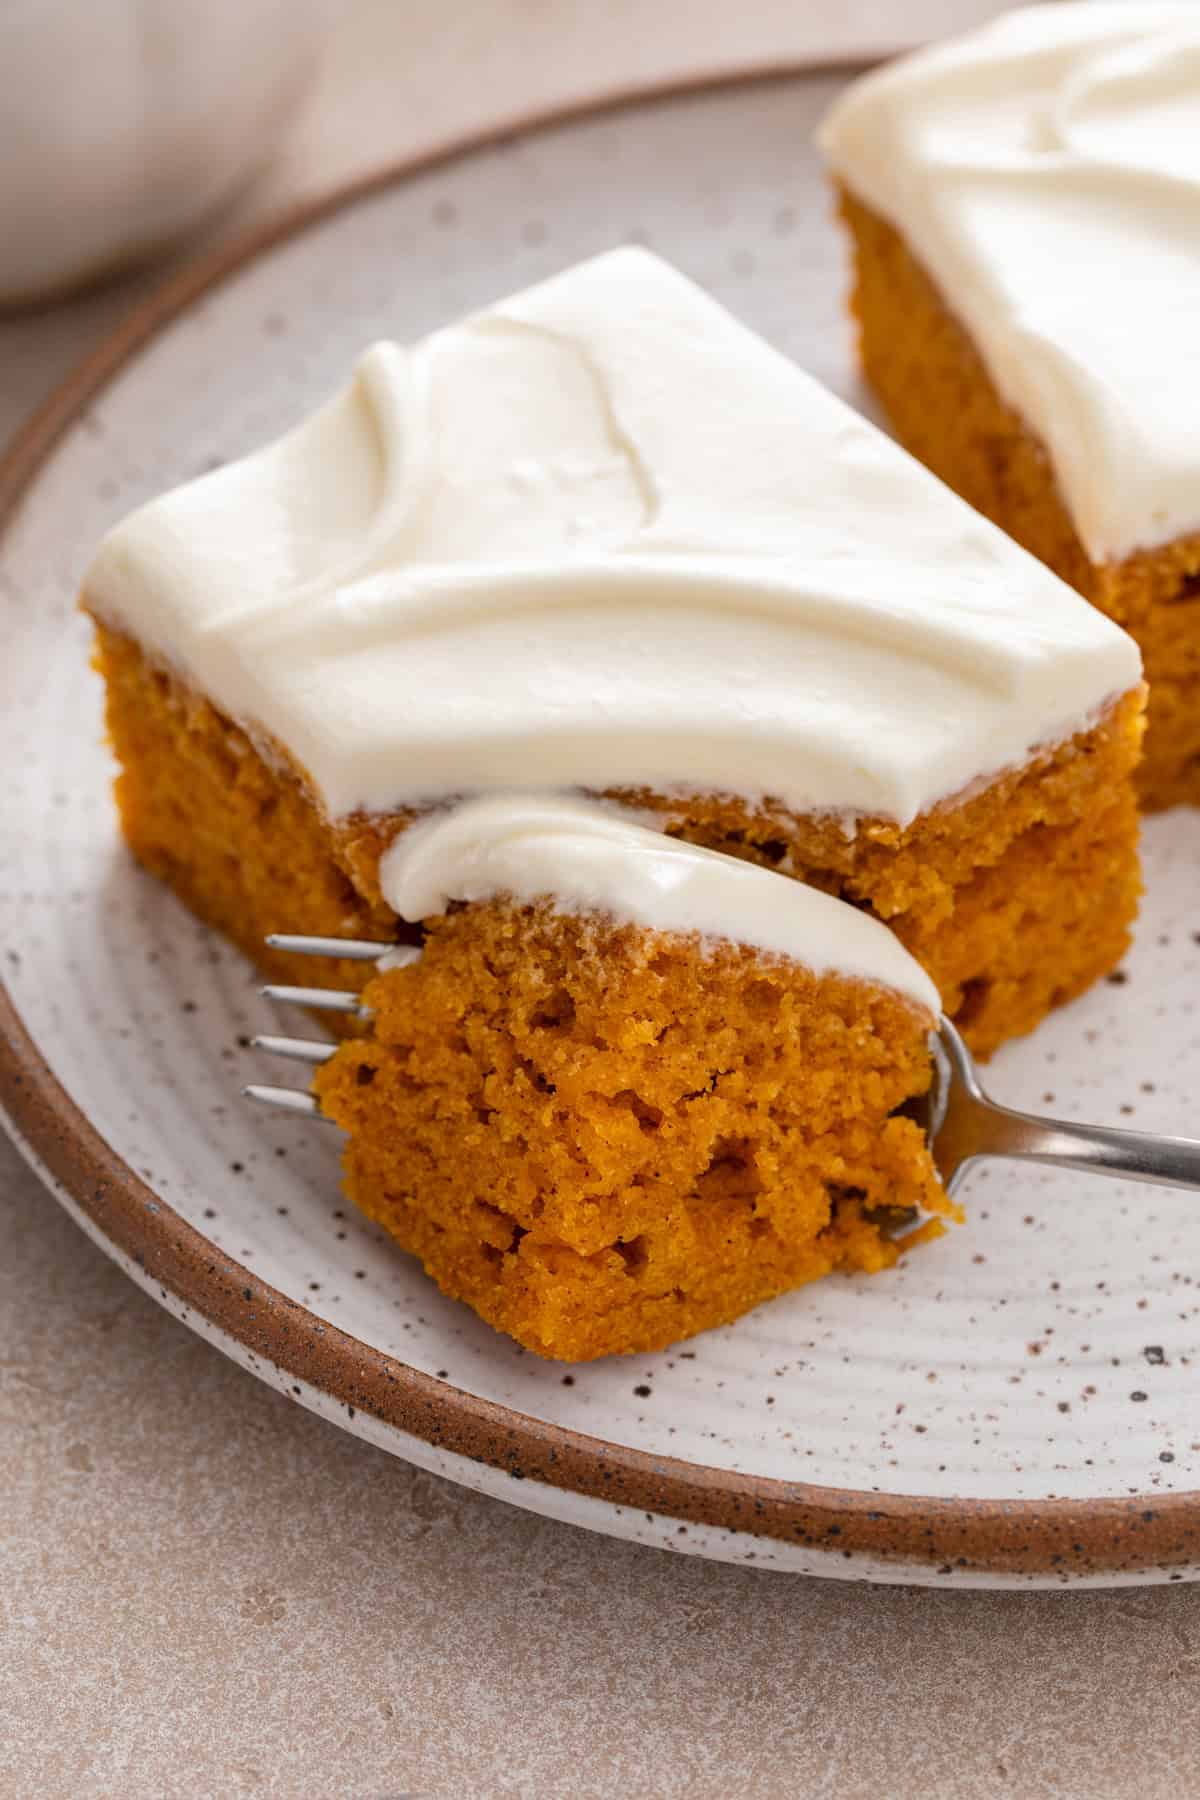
[379,794,941,1015]
[819,3,1200,563]
[85,246,1138,827]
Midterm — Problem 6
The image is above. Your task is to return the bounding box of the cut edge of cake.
[312,826,953,1360]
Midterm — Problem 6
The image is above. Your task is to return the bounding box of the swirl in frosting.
[85,247,1138,829]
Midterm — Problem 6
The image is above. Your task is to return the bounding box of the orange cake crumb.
[835,185,1199,811]
[314,901,954,1361]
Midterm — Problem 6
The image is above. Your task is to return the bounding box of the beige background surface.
[5,4,1200,1795]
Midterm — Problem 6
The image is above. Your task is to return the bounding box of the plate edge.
[3,67,1199,1582]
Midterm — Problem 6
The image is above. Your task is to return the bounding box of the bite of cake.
[819,2,1199,807]
[314,796,951,1360]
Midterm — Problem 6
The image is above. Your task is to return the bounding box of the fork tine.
[260,984,365,1014]
[242,1084,328,1120]
[252,1033,337,1066]
[266,932,395,961]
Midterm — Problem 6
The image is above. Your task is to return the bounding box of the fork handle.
[962,1097,1200,1192]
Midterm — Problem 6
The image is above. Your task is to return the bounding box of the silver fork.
[244,933,1200,1198]
[922,1016,1200,1196]
[243,932,418,1120]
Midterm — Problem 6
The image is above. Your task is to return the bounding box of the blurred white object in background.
[0,0,329,306]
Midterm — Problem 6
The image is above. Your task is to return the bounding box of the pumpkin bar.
[820,3,1198,806]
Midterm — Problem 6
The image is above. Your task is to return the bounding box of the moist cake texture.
[83,247,1145,1354]
[316,797,951,1361]
[819,4,1200,807]
[316,912,949,1362]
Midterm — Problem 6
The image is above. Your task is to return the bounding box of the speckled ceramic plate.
[4,69,1200,1590]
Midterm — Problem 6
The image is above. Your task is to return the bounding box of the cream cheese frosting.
[379,793,941,1015]
[818,2,1200,564]
[84,245,1139,827]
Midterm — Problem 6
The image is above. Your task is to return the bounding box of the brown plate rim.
[2,64,1195,1582]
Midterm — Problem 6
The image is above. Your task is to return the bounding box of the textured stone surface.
[5,1130,1200,1798]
